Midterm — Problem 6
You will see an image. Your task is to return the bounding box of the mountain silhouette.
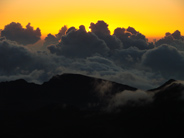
[148,79,176,92]
[0,73,184,138]
[0,73,137,110]
[148,79,184,103]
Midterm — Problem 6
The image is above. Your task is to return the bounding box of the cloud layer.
[0,21,184,90]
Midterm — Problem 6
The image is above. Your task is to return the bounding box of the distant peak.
[164,79,176,85]
[11,79,28,84]
[148,79,176,92]
[44,73,94,85]
[49,73,90,80]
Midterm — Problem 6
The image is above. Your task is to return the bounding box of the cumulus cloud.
[43,26,68,47]
[113,27,153,50]
[55,25,68,40]
[130,33,147,41]
[142,44,184,79]
[0,39,33,74]
[113,27,126,37]
[172,30,181,39]
[66,26,77,34]
[165,32,172,37]
[0,38,60,83]
[43,33,59,47]
[98,34,123,51]
[155,30,184,50]
[48,25,109,58]
[127,26,138,35]
[90,20,110,35]
[111,47,145,68]
[1,22,41,45]
[89,21,123,51]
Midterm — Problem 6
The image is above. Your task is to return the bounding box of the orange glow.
[0,0,184,40]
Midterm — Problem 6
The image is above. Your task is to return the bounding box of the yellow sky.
[0,0,184,40]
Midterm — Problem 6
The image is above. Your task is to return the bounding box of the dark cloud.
[43,33,58,47]
[127,26,138,35]
[96,33,123,51]
[43,26,69,47]
[113,27,153,50]
[142,44,184,79]
[0,38,58,83]
[90,20,110,35]
[112,47,145,68]
[0,39,32,74]
[55,25,68,40]
[114,33,152,50]
[79,25,86,31]
[155,35,174,46]
[43,26,68,48]
[89,21,123,51]
[113,27,126,37]
[113,27,130,39]
[84,56,119,73]
[130,39,152,50]
[0,37,6,41]
[48,25,109,58]
[172,30,181,39]
[1,22,41,45]
[165,32,171,37]
[130,33,147,41]
[0,29,2,37]
[155,30,184,50]
[66,26,77,34]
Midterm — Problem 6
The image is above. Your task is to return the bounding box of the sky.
[0,0,184,40]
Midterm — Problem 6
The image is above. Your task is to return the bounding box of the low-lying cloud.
[108,90,153,110]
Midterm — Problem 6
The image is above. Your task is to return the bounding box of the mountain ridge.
[0,73,184,138]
